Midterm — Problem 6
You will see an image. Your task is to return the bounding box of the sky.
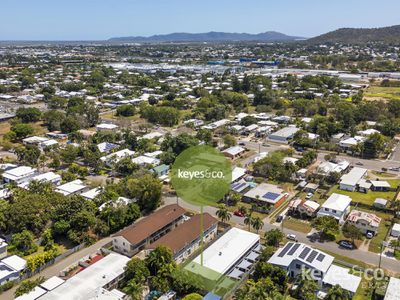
[1,0,400,40]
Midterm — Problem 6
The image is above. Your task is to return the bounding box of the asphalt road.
[316,152,400,174]
[163,196,400,274]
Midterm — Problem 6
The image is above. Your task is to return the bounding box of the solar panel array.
[278,242,294,257]
[287,243,300,255]
[263,192,280,200]
[299,247,311,259]
[316,253,326,262]
[231,182,248,192]
[102,143,117,152]
[306,250,318,263]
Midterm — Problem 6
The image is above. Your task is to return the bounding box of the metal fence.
[18,243,86,282]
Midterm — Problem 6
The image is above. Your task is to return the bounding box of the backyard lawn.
[328,185,396,206]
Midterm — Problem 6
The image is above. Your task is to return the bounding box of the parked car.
[307,232,320,242]
[234,210,244,217]
[286,234,298,242]
[366,231,374,239]
[238,142,246,146]
[306,193,313,199]
[355,161,363,166]
[276,215,284,223]
[338,240,355,250]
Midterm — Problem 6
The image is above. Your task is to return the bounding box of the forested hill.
[308,25,400,44]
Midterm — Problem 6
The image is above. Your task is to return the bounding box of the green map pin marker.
[170,145,232,207]
[170,145,232,265]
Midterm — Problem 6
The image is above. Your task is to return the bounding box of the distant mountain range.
[108,31,303,43]
[308,25,400,44]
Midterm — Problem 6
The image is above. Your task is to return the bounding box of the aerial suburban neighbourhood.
[2,1,400,300]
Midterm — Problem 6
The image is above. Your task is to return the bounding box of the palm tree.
[123,280,144,300]
[238,205,248,215]
[244,213,253,231]
[251,217,264,233]
[216,204,232,223]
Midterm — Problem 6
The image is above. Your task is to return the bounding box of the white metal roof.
[55,179,86,196]
[322,264,361,293]
[81,187,102,200]
[132,155,160,166]
[2,255,27,271]
[3,166,36,180]
[192,227,259,275]
[96,123,118,130]
[268,242,334,273]
[385,277,400,300]
[223,146,245,156]
[40,276,65,291]
[244,183,286,204]
[231,167,246,182]
[39,253,129,300]
[269,126,299,139]
[321,193,352,212]
[340,167,367,186]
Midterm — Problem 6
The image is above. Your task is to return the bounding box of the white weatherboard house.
[2,166,37,184]
[18,172,62,189]
[100,149,136,166]
[317,193,352,224]
[268,242,361,295]
[339,167,368,192]
[55,180,87,196]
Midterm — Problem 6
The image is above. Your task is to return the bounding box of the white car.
[287,234,298,241]
[306,193,313,199]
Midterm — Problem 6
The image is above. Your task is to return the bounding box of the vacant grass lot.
[365,85,400,101]
[282,217,312,233]
[328,185,396,206]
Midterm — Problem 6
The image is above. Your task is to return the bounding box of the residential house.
[100,149,136,166]
[268,126,299,144]
[112,204,186,257]
[298,200,320,217]
[96,123,119,132]
[370,180,391,192]
[0,255,27,286]
[222,146,245,159]
[184,228,261,281]
[346,209,381,235]
[317,193,352,224]
[243,183,289,208]
[268,242,361,296]
[339,167,368,192]
[55,179,88,196]
[317,161,349,176]
[18,172,62,189]
[2,166,37,184]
